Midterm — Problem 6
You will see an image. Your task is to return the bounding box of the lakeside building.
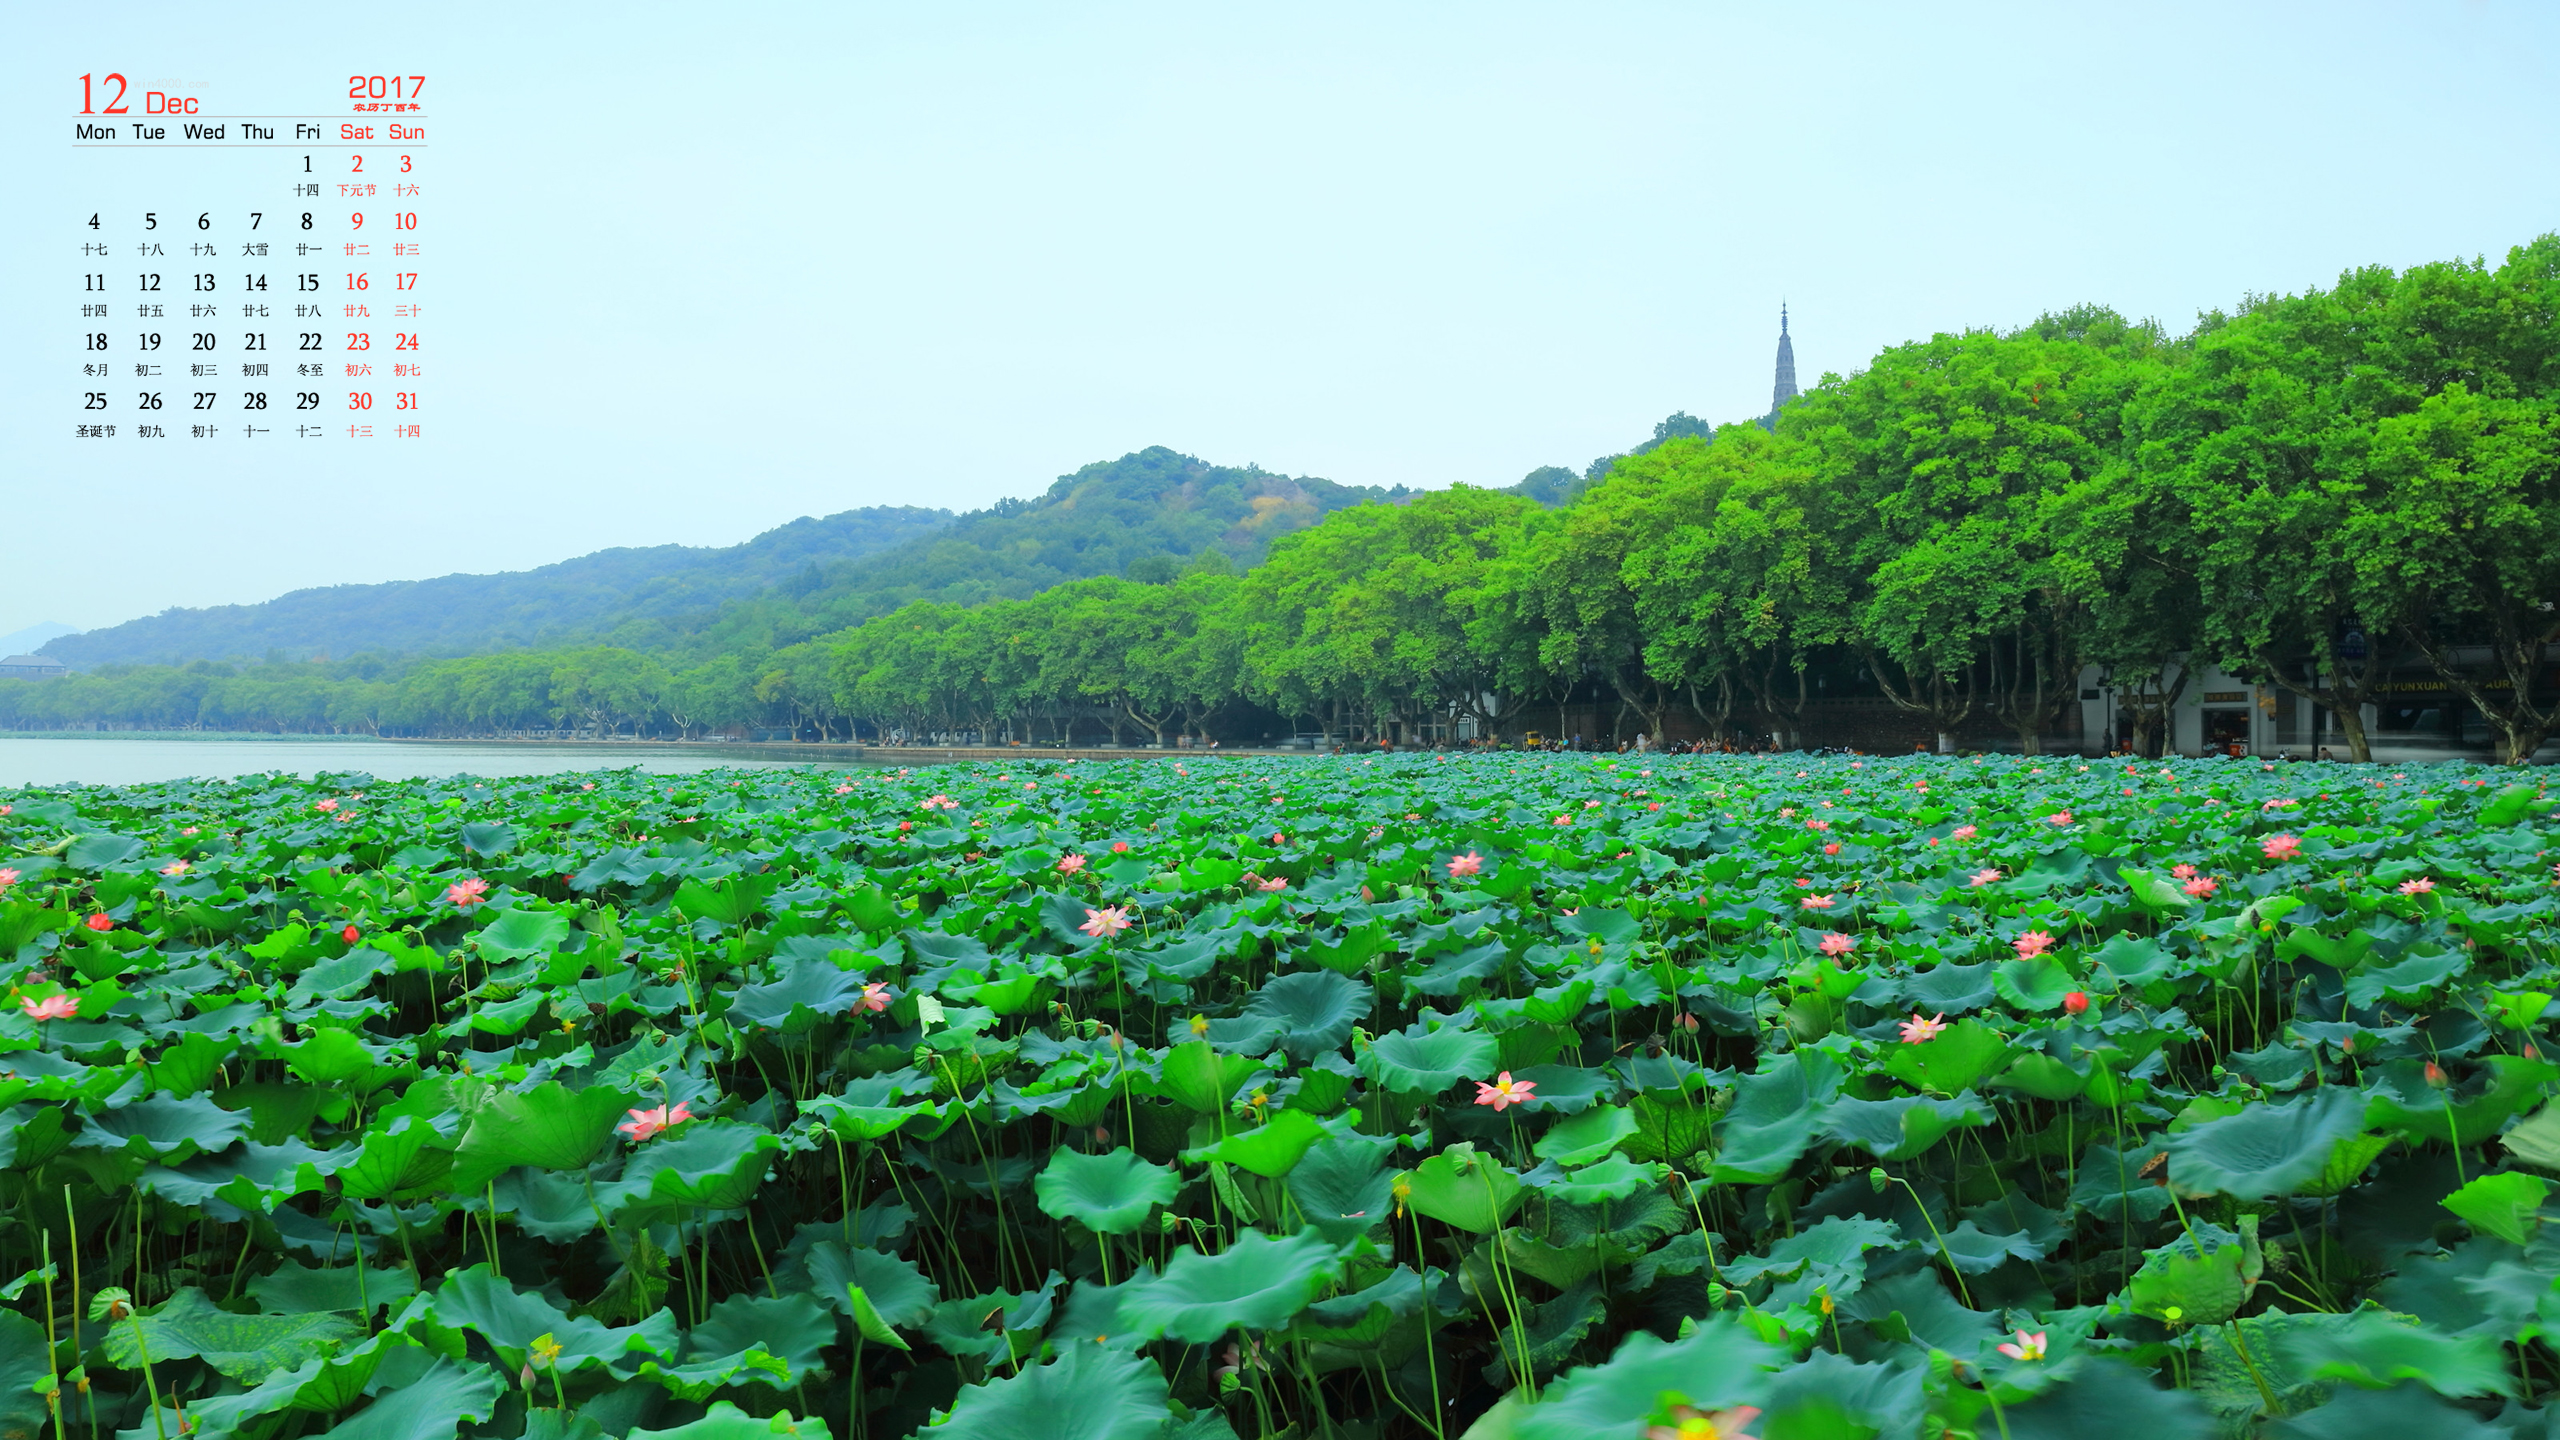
[0,655,67,679]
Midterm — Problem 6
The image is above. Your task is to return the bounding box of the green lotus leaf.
[624,1400,831,1440]
[77,1090,249,1161]
[1934,1220,2044,1274]
[1357,1023,1499,1095]
[473,904,574,960]
[1155,1040,1266,1113]
[1822,1091,1991,1162]
[1533,1104,1637,1167]
[318,1358,500,1440]
[658,1292,833,1390]
[2365,1055,2560,1147]
[1112,1229,1341,1342]
[104,1286,361,1383]
[248,1261,419,1316]
[1287,1133,1398,1242]
[1538,1154,1667,1204]
[1883,1018,2015,1094]
[1403,1142,1523,1234]
[930,1342,1170,1440]
[2504,1102,2560,1173]
[1993,956,2076,1012]
[725,954,871,1032]
[1904,962,1995,1014]
[282,1027,402,1091]
[67,832,147,869]
[1035,1147,1182,1234]
[447,1080,638,1190]
[2343,950,2469,1009]
[2259,1381,2509,1440]
[2123,1229,2252,1327]
[407,1264,680,1373]
[1711,1051,1845,1184]
[1239,969,1371,1061]
[459,821,517,856]
[2163,1088,2368,1200]
[2275,1306,2516,1397]
[1998,1358,2212,1440]
[1513,1316,1781,1440]
[608,1119,786,1213]
[804,1240,939,1325]
[2440,1170,2550,1246]
[337,1114,456,1200]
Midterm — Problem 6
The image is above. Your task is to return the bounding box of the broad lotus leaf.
[1821,1091,1992,1161]
[459,821,518,857]
[930,1342,1171,1440]
[1904,961,1996,1014]
[1287,1133,1398,1242]
[1883,1018,2015,1095]
[2365,1055,2560,1147]
[2504,1102,2560,1173]
[624,1401,833,1440]
[1495,1277,1607,1383]
[67,832,147,869]
[2439,1170,2549,1246]
[1154,1040,1266,1113]
[447,1080,638,1190]
[2275,1305,2517,1397]
[1839,1269,2000,1353]
[2123,1229,2252,1327]
[1034,1147,1182,1234]
[1998,1358,2212,1440]
[161,1332,413,1435]
[1357,1023,1499,1095]
[804,1240,939,1325]
[1993,956,2077,1012]
[248,1261,419,1316]
[1403,1143,1523,1234]
[1536,1154,1666,1204]
[1239,969,1371,1061]
[1111,1229,1341,1342]
[337,1113,457,1200]
[76,1090,249,1160]
[640,1293,832,1395]
[2258,1381,2511,1440]
[406,1264,680,1373]
[1513,1317,1781,1440]
[725,954,873,1032]
[2163,1088,2368,1200]
[607,1120,786,1214]
[1711,1050,1845,1184]
[319,1358,500,1440]
[1180,1107,1336,1179]
[472,905,574,960]
[1934,1220,2044,1274]
[104,1286,361,1383]
[1533,1104,1638,1167]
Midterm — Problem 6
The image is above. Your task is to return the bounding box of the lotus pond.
[3,754,2558,1440]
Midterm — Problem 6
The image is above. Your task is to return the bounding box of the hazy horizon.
[9,0,2557,639]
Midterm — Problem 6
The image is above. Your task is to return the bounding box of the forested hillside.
[42,505,954,666]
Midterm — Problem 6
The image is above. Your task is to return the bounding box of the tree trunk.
[2401,613,2558,765]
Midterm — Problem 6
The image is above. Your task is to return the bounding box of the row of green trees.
[10,236,2554,759]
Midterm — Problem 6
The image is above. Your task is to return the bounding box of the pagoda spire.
[1770,304,1798,422]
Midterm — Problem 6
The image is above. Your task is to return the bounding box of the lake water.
[0,735,857,788]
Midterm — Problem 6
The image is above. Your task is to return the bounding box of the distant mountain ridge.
[41,446,1404,668]
[42,507,953,667]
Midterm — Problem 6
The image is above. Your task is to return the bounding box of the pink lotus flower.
[1647,801,1662,811]
[2171,863,2197,879]
[159,861,189,877]
[1898,1012,1948,1044]
[921,794,958,811]
[315,798,339,813]
[2397,877,2435,895]
[1969,868,2000,887]
[860,981,893,1012]
[1996,1329,2047,1361]
[833,784,854,795]
[1552,815,1572,826]
[445,876,490,907]
[1473,1071,1537,1111]
[2262,833,2301,860]
[1645,1405,1760,1440]
[2182,876,2218,898]
[2062,991,2090,1016]
[179,827,198,836]
[1448,851,1484,878]
[1057,853,1088,875]
[1822,842,1841,855]
[2014,930,2056,958]
[1805,819,1830,832]
[1818,932,1856,957]
[342,923,362,944]
[1951,825,1978,841]
[1256,877,1289,892]
[1270,832,1286,845]
[1801,893,1835,910]
[616,1101,696,1142]
[21,994,78,1023]
[84,914,113,932]
[0,868,22,894]
[2046,810,2072,826]
[1111,840,1131,853]
[1080,905,1133,939]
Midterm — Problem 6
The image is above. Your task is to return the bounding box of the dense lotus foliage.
[4,753,2559,1440]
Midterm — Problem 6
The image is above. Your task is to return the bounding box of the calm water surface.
[0,736,854,788]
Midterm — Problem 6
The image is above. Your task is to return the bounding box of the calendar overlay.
[73,73,427,441]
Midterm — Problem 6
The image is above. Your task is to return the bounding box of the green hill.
[43,447,1396,668]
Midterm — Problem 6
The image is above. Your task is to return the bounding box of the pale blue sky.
[6,1,2556,637]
